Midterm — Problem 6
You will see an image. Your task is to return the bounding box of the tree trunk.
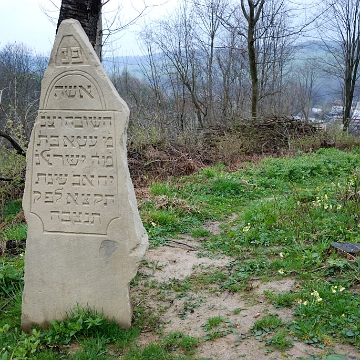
[57,0,102,60]
[321,0,360,132]
[241,0,265,121]
[248,33,258,121]
[343,41,360,132]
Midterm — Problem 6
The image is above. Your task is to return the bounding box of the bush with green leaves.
[0,150,26,222]
[0,258,24,297]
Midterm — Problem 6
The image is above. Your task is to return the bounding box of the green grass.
[201,316,235,340]
[1,223,27,241]
[1,148,360,357]
[0,257,24,297]
[139,148,360,351]
[1,199,22,222]
[0,199,27,241]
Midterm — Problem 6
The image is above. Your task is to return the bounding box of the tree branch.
[0,130,26,157]
[0,177,18,182]
[0,92,27,157]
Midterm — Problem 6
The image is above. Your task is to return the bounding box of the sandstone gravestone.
[21,19,148,331]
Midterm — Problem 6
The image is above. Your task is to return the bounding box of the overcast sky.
[0,0,175,56]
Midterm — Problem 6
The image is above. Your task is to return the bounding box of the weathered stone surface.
[21,19,148,331]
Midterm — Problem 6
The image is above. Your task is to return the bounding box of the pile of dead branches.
[128,117,324,186]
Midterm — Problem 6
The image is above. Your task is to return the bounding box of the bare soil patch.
[132,240,360,359]
[142,245,230,282]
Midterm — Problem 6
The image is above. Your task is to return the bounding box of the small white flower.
[278,269,284,275]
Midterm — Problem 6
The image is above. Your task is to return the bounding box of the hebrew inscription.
[21,19,148,331]
[30,110,119,235]
[44,73,104,109]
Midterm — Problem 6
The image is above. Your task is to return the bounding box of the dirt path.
[132,226,359,360]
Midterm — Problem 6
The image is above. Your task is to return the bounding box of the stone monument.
[21,19,148,331]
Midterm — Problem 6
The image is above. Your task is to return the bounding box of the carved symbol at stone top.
[55,34,89,67]
[61,47,83,65]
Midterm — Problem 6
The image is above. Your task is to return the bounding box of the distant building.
[329,105,343,116]
[351,101,360,120]
[350,101,360,133]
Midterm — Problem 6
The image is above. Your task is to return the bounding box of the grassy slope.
[1,147,360,359]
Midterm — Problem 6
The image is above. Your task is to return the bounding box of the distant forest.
[1,0,360,147]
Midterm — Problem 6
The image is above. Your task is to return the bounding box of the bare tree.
[142,1,207,129]
[136,25,171,134]
[0,43,46,195]
[290,58,323,121]
[0,43,46,147]
[240,0,265,120]
[320,0,360,131]
[192,0,227,124]
[216,28,249,121]
[256,1,296,116]
[220,0,316,121]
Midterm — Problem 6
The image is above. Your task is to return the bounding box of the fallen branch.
[166,239,196,250]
